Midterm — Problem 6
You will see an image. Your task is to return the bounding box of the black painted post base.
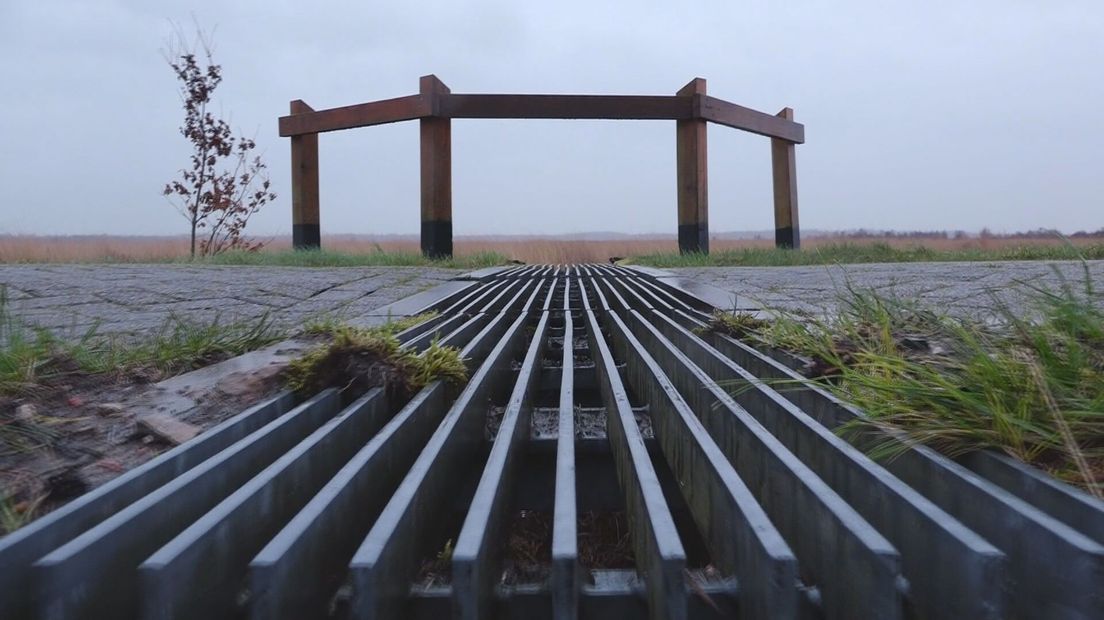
[293,224,321,250]
[678,223,709,255]
[775,226,800,250]
[421,220,453,259]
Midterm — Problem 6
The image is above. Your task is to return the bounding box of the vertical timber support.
[676,78,709,255]
[420,75,453,259]
[289,100,321,250]
[771,107,800,249]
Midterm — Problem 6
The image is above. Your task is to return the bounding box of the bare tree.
[162,24,275,257]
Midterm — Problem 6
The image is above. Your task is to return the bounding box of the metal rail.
[2,265,1102,619]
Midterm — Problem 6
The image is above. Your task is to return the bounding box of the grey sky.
[1,0,1101,237]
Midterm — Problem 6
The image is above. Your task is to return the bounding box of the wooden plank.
[771,107,800,249]
[420,75,452,258]
[699,95,805,143]
[278,94,430,136]
[440,94,691,120]
[676,78,708,255]
[289,100,320,250]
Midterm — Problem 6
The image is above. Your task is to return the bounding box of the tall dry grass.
[2,233,1103,264]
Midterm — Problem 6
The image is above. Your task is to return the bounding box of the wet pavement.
[670,260,1104,317]
[0,265,457,337]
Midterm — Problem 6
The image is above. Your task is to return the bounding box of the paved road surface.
[0,265,456,337]
[672,260,1104,316]
[3,261,1101,338]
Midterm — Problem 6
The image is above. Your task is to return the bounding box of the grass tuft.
[302,311,438,339]
[1,492,45,535]
[747,266,1104,495]
[1,287,286,454]
[696,310,770,339]
[285,321,466,398]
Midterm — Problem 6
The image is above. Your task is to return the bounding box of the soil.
[414,538,454,588]
[500,510,552,585]
[578,511,635,570]
[0,360,286,534]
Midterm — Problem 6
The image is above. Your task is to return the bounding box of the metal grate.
[2,265,1102,619]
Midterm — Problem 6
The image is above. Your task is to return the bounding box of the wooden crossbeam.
[440,94,692,120]
[278,91,803,142]
[698,96,805,143]
[279,94,431,136]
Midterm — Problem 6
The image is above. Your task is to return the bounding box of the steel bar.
[592,298,902,618]
[349,283,545,619]
[34,390,342,619]
[5,264,1102,619]
[599,308,799,617]
[581,282,688,620]
[552,278,579,620]
[610,276,1006,618]
[0,392,295,620]
[452,280,556,618]
[138,388,393,619]
[699,325,1104,617]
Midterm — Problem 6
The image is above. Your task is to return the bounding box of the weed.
[0,492,45,535]
[75,313,285,378]
[696,310,770,339]
[302,312,438,339]
[285,322,466,398]
[748,267,1104,495]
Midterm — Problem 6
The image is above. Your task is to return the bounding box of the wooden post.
[289,100,321,250]
[676,78,708,255]
[420,75,453,259]
[771,107,800,249]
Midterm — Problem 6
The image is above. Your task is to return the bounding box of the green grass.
[0,248,509,268]
[285,318,466,397]
[0,285,286,397]
[734,266,1104,496]
[632,242,1104,267]
[1,286,288,456]
[302,311,438,339]
[1,491,46,535]
[197,248,508,269]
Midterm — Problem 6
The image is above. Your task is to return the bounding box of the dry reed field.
[1,232,1102,264]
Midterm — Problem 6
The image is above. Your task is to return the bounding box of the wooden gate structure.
[279,75,804,257]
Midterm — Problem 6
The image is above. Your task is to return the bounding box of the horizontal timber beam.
[279,94,431,136]
[698,95,805,143]
[440,94,693,120]
[279,88,804,143]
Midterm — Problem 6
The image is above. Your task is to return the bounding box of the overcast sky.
[1,0,1101,237]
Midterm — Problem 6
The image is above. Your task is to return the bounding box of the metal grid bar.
[2,265,1102,619]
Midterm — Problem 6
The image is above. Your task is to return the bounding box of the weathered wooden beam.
[289,100,320,250]
[278,94,430,136]
[699,95,805,143]
[440,94,691,120]
[771,107,800,249]
[420,75,453,259]
[676,78,708,255]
